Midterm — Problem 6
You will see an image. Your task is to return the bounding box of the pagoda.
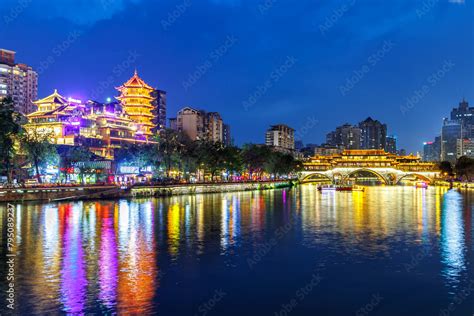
[115,71,156,140]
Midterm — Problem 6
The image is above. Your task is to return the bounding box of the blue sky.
[0,0,472,152]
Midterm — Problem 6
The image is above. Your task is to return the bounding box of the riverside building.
[0,48,38,114]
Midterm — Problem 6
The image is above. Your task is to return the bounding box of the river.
[0,186,473,315]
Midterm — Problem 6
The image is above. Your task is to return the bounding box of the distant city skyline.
[0,0,472,152]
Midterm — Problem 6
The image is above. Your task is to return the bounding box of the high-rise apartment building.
[359,117,387,150]
[151,89,167,134]
[326,123,361,149]
[385,135,397,154]
[207,112,224,143]
[223,124,232,146]
[456,138,474,158]
[171,107,230,144]
[265,124,295,151]
[0,48,38,114]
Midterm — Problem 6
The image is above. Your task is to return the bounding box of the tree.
[115,143,159,171]
[20,130,58,183]
[241,144,272,180]
[438,161,454,177]
[221,146,243,180]
[157,129,189,177]
[455,156,474,181]
[0,97,22,183]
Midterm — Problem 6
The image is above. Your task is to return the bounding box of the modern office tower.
[223,123,232,146]
[265,124,295,150]
[456,138,474,158]
[151,89,167,134]
[441,118,463,163]
[423,136,441,162]
[0,48,38,114]
[359,117,387,150]
[450,99,474,128]
[116,71,156,140]
[385,135,397,154]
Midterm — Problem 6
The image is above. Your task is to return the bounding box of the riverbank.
[0,180,296,203]
[432,181,474,190]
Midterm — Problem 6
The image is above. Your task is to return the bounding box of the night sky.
[0,0,472,153]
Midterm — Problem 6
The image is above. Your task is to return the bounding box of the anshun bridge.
[300,149,440,185]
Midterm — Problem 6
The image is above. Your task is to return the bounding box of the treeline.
[438,157,474,181]
[115,129,301,182]
[0,97,301,183]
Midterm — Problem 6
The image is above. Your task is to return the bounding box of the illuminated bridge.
[300,150,440,185]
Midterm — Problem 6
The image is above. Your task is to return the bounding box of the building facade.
[0,48,38,114]
[151,89,167,134]
[207,112,224,142]
[24,90,151,159]
[223,124,232,146]
[359,117,387,150]
[450,99,474,129]
[441,118,463,163]
[171,107,230,144]
[265,124,295,151]
[423,136,441,162]
[115,71,156,140]
[385,135,397,154]
[456,138,474,158]
[326,123,362,149]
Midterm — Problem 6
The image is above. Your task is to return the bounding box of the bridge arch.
[301,172,333,183]
[396,173,433,185]
[343,169,389,185]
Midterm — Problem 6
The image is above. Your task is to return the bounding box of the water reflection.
[440,190,466,287]
[59,204,87,314]
[0,187,472,314]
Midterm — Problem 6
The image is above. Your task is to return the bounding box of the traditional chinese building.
[115,71,156,140]
[24,90,143,159]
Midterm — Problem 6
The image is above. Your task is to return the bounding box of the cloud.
[0,0,143,25]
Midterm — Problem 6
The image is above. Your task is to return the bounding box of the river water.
[0,186,473,315]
